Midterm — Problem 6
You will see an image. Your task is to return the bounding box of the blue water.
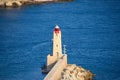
[0,0,120,80]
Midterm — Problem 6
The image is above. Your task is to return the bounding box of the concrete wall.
[47,54,57,66]
[47,54,57,70]
[44,54,67,80]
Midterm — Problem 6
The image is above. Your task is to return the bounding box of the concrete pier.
[44,54,67,80]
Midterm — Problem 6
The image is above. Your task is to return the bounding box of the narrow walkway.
[44,54,67,80]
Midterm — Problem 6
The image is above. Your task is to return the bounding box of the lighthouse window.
[57,52,59,59]
[56,44,58,47]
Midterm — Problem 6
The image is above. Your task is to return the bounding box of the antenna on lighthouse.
[63,45,66,54]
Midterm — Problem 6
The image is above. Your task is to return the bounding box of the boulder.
[0,1,5,7]
[5,1,22,7]
[13,1,22,6]
[5,1,13,7]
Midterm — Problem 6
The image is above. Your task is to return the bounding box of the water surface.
[0,0,120,80]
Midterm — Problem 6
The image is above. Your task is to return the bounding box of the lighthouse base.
[44,54,67,80]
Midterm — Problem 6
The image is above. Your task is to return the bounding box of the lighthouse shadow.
[41,62,57,74]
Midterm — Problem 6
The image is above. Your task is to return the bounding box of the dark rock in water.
[41,65,49,74]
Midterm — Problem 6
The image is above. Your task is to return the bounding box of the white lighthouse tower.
[53,25,62,58]
[47,25,64,70]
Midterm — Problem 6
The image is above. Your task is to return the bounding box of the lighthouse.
[46,25,64,70]
[53,25,62,58]
[44,26,93,80]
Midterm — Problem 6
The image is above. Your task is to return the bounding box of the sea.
[0,0,120,80]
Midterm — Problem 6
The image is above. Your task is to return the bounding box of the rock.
[13,1,22,6]
[5,1,22,7]
[5,1,13,7]
[60,64,93,80]
[0,1,5,7]
[0,0,73,8]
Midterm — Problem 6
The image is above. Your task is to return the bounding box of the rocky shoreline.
[59,64,94,80]
[0,0,73,7]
